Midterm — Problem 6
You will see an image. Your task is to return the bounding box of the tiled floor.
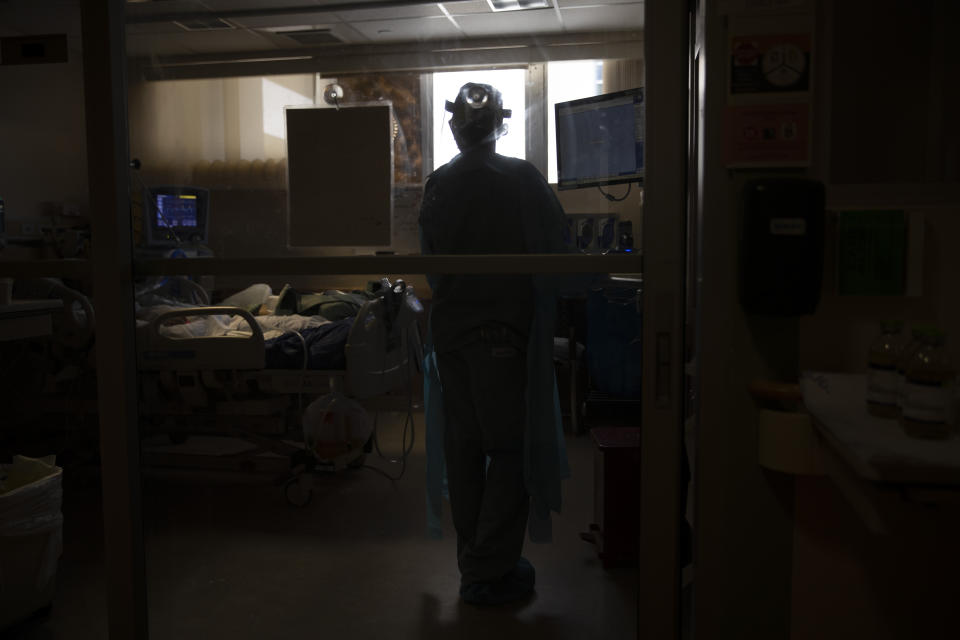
[6,416,638,639]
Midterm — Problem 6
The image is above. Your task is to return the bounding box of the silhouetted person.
[420,83,568,605]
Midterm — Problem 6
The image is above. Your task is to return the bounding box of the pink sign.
[724,103,810,167]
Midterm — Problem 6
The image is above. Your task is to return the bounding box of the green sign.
[836,210,907,296]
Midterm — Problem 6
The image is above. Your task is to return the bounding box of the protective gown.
[420,147,570,543]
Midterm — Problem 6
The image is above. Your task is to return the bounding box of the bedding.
[135,283,365,371]
[263,317,354,370]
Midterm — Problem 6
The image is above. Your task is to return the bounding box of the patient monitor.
[143,186,210,247]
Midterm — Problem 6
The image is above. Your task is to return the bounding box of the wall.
[798,202,960,372]
[127,73,315,181]
[694,1,817,638]
[695,1,960,638]
[0,0,88,227]
[787,1,960,638]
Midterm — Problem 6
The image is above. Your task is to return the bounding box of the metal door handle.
[656,331,671,407]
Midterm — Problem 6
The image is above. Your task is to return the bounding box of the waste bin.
[0,455,63,631]
[580,427,642,568]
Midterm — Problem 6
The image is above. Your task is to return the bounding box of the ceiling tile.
[457,9,563,37]
[125,0,210,20]
[335,5,445,22]
[125,29,276,57]
[126,22,194,35]
[348,16,463,42]
[192,0,323,9]
[125,33,194,57]
[331,22,373,44]
[560,3,643,30]
[441,0,494,15]
[557,0,641,7]
[228,12,342,28]
[254,24,360,47]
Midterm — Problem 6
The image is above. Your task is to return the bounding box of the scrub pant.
[437,328,529,586]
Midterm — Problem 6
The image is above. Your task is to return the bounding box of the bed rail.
[138,306,265,371]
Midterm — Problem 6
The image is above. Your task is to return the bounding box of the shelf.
[801,372,960,486]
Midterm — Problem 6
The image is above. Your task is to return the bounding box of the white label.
[769,218,807,236]
[902,381,951,424]
[867,368,899,405]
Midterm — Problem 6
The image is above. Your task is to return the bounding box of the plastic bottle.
[866,320,905,418]
[901,329,956,439]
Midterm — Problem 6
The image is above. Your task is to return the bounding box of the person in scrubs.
[419,83,568,605]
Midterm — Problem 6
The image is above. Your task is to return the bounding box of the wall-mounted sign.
[725,28,813,168]
[729,34,811,95]
[724,103,809,167]
[836,210,907,296]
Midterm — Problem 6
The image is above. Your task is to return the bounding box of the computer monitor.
[143,186,209,247]
[555,87,644,191]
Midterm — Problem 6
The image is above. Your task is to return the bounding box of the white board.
[286,105,393,247]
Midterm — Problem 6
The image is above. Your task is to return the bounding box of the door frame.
[81,0,687,636]
[638,0,691,637]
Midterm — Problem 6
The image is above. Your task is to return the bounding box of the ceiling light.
[486,0,552,11]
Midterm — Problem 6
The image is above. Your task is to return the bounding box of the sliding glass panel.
[123,1,652,637]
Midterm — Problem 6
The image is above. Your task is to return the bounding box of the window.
[432,68,526,169]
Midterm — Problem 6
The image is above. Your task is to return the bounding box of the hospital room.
[1,1,959,639]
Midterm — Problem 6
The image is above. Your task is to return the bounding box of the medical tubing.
[292,330,308,413]
[367,323,418,481]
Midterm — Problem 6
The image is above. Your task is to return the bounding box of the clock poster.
[730,34,811,94]
[725,32,813,167]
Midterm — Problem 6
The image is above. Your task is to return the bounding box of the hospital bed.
[134,280,424,488]
[13,277,423,499]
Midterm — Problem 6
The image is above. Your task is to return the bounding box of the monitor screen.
[144,186,208,247]
[156,193,199,229]
[555,88,644,191]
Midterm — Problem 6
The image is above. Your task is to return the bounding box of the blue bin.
[586,278,643,398]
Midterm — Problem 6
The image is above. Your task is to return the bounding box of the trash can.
[580,427,642,568]
[0,455,63,631]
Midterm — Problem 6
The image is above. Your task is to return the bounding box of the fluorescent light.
[486,0,552,12]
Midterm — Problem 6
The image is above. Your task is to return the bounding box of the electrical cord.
[597,183,632,202]
[292,329,308,414]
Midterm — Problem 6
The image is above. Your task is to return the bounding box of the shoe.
[460,558,536,606]
[510,557,535,589]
